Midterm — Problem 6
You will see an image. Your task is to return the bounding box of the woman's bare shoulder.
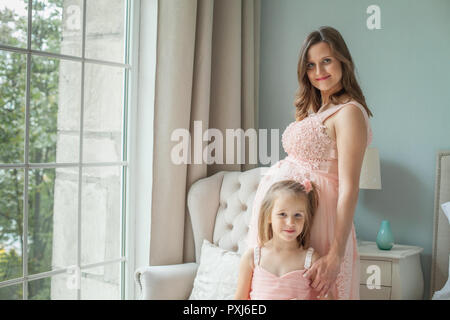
[337,98,366,118]
[334,102,367,130]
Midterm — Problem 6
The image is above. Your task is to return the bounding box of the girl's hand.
[303,252,341,298]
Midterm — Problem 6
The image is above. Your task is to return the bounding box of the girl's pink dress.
[247,101,372,300]
[250,247,319,300]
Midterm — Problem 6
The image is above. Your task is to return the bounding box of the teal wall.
[258,0,450,299]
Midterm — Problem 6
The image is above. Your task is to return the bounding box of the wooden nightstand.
[358,241,424,300]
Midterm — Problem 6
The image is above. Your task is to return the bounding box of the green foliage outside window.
[0,0,63,300]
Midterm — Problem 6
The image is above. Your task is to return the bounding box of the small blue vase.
[376,220,394,250]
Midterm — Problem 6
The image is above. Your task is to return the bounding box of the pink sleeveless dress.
[247,101,372,300]
[250,247,318,300]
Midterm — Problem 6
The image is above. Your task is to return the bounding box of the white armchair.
[134,167,267,299]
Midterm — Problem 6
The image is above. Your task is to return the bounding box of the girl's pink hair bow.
[302,179,312,193]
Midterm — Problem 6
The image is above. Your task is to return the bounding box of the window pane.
[81,263,120,299]
[0,169,24,282]
[27,168,55,276]
[0,0,28,49]
[30,56,81,164]
[85,0,125,63]
[81,166,122,265]
[83,63,124,163]
[0,283,23,300]
[32,0,83,57]
[52,167,79,268]
[0,50,26,164]
[28,272,77,300]
[27,168,78,276]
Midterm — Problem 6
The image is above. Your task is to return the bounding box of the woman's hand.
[303,252,342,298]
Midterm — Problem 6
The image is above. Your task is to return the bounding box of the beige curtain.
[150,0,261,265]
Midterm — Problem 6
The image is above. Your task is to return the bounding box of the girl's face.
[269,192,308,243]
[306,41,343,94]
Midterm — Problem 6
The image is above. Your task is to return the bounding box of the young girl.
[234,179,332,300]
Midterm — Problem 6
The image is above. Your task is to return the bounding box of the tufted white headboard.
[431,151,450,297]
[187,167,268,263]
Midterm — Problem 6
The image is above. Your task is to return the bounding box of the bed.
[430,151,450,298]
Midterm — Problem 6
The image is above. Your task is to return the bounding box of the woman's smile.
[316,75,330,81]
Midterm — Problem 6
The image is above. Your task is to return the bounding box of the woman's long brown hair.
[294,26,373,121]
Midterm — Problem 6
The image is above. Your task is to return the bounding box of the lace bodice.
[281,101,372,170]
[282,115,336,162]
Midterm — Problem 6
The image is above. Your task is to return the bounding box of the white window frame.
[126,0,157,300]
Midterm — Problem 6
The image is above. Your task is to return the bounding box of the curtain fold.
[150,0,260,266]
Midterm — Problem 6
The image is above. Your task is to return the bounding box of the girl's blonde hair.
[294,26,373,121]
[258,180,319,248]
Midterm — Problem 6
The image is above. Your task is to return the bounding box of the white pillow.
[189,240,241,300]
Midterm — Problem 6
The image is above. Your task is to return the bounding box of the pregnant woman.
[247,26,373,300]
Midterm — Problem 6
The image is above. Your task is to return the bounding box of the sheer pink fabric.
[247,101,372,300]
[250,247,319,300]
